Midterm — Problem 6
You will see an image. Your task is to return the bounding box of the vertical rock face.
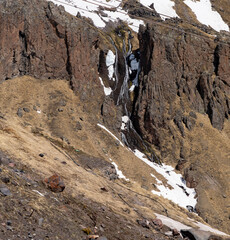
[133,24,230,147]
[0,0,104,113]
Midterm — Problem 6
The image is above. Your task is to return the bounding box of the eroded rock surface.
[133,24,230,149]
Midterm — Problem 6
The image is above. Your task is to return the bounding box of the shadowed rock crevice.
[213,45,220,75]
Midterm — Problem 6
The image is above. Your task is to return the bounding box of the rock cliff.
[0,0,230,237]
[134,23,230,147]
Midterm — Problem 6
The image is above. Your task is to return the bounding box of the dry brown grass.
[0,76,229,234]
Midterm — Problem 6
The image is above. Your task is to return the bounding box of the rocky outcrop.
[133,23,230,148]
[0,0,106,115]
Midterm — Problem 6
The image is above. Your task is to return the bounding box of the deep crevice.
[213,45,220,75]
[64,31,73,82]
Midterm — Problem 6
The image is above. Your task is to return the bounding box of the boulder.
[43,174,65,193]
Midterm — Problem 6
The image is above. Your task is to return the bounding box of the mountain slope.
[0,0,230,238]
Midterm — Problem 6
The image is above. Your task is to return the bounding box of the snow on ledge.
[121,115,129,130]
[155,213,229,236]
[140,0,179,20]
[133,149,197,209]
[106,50,115,81]
[111,162,129,181]
[49,0,144,32]
[184,0,229,32]
[97,123,124,147]
[99,77,112,96]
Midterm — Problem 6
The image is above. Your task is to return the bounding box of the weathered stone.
[1,177,10,184]
[184,168,198,188]
[172,228,180,236]
[133,23,230,148]
[151,218,163,229]
[17,108,23,118]
[183,116,196,130]
[0,0,105,117]
[181,229,212,240]
[23,107,30,112]
[0,184,12,196]
[75,121,82,131]
[176,159,186,171]
[137,219,150,229]
[43,174,65,192]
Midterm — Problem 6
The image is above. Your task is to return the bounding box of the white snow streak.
[111,162,129,181]
[99,77,112,96]
[140,0,179,19]
[134,149,197,209]
[49,0,144,32]
[155,213,190,231]
[184,0,229,32]
[97,123,124,146]
[129,84,135,92]
[155,213,229,236]
[194,221,228,236]
[106,50,115,81]
[32,190,45,197]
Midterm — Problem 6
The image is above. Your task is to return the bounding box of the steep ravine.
[0,0,230,236]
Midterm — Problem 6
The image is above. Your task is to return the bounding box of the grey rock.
[189,111,197,119]
[17,108,23,117]
[0,184,12,196]
[0,112,5,119]
[183,116,196,130]
[75,121,82,131]
[59,99,66,106]
[23,107,30,112]
[97,237,108,240]
[1,177,10,184]
[38,218,44,226]
[137,219,150,228]
[174,117,185,137]
[181,229,212,240]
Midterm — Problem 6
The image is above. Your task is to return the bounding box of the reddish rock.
[44,174,65,193]
[151,218,163,229]
[8,163,15,168]
[184,168,198,188]
[172,228,180,236]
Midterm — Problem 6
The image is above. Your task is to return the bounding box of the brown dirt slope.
[0,76,229,238]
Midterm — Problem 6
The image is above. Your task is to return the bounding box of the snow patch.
[134,149,197,209]
[121,115,129,130]
[155,213,190,231]
[155,213,229,236]
[194,221,228,236]
[129,85,135,92]
[140,0,179,19]
[99,77,112,96]
[111,162,129,181]
[184,0,229,32]
[106,50,115,80]
[49,0,144,32]
[97,123,124,147]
